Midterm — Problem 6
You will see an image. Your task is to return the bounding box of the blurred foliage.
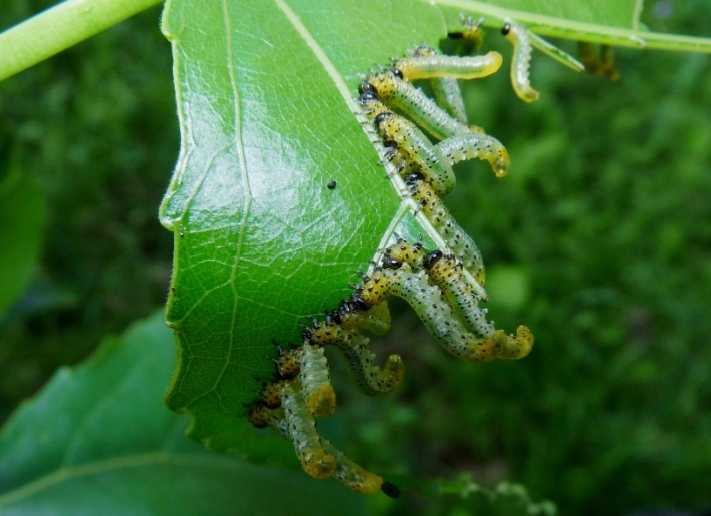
[1,0,710,515]
[0,0,176,419]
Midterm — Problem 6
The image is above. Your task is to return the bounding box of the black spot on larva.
[350,295,370,311]
[448,31,464,40]
[358,81,377,96]
[501,23,511,36]
[424,250,443,269]
[406,172,424,184]
[391,67,403,79]
[382,256,402,270]
[327,180,337,190]
[373,111,391,129]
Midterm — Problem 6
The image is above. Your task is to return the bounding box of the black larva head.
[373,111,392,129]
[349,294,371,311]
[358,81,377,97]
[325,309,342,325]
[405,172,424,185]
[424,250,444,269]
[391,67,403,80]
[382,256,402,270]
[448,31,464,40]
[501,23,511,35]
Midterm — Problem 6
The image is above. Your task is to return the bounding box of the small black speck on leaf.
[327,180,337,190]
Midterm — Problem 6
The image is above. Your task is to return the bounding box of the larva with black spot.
[501,20,539,103]
[364,99,510,187]
[337,300,391,336]
[424,251,492,337]
[309,322,404,395]
[406,175,486,288]
[395,45,501,124]
[374,110,455,194]
[279,381,336,479]
[364,71,476,140]
[299,343,336,417]
[385,241,490,336]
[358,265,533,361]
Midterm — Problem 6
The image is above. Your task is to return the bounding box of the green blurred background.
[1,1,710,515]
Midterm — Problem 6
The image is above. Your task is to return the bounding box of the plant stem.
[0,0,162,82]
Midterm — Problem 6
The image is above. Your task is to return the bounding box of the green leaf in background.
[434,0,711,52]
[475,0,642,28]
[0,312,364,515]
[0,167,45,317]
[160,0,447,456]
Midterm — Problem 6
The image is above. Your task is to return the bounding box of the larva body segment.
[310,322,404,395]
[436,132,510,178]
[322,438,384,494]
[279,381,336,479]
[299,343,337,417]
[397,48,502,81]
[425,252,493,337]
[367,71,473,140]
[407,177,486,287]
[374,111,455,194]
[502,20,540,103]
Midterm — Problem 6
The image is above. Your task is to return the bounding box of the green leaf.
[0,168,45,317]
[159,0,711,458]
[160,0,447,456]
[0,312,364,515]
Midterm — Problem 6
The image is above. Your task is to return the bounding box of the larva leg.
[407,175,486,288]
[359,265,533,362]
[501,21,539,103]
[309,322,404,395]
[436,131,511,178]
[321,438,384,495]
[299,343,337,417]
[373,110,455,194]
[265,381,336,479]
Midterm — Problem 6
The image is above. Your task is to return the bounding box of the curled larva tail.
[359,265,533,362]
[321,438,383,494]
[436,132,510,178]
[502,21,539,103]
[309,322,404,395]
